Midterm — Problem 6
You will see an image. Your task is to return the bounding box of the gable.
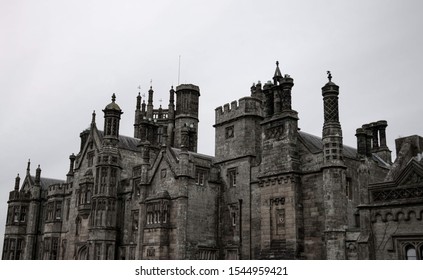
[75,128,102,170]
[148,150,178,185]
[396,159,423,187]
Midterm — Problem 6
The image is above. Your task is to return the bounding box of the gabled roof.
[21,175,65,191]
[38,177,65,188]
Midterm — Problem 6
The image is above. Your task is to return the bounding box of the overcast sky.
[1,0,422,253]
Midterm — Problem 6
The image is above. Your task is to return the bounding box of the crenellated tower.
[321,71,347,259]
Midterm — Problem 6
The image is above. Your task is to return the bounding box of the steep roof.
[298,131,357,158]
[170,147,215,162]
[98,131,140,152]
[29,176,65,190]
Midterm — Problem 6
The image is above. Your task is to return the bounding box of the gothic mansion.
[4,63,423,260]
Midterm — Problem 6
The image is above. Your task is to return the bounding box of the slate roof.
[170,147,215,162]
[98,131,140,152]
[30,176,65,190]
[298,131,357,159]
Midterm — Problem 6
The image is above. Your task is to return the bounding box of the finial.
[327,71,332,82]
[112,93,116,102]
[91,110,96,124]
[276,61,279,66]
[26,159,31,175]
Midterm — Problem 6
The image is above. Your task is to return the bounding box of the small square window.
[225,125,234,139]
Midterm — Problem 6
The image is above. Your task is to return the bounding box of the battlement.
[176,84,200,92]
[47,182,73,198]
[8,190,31,201]
[215,97,263,125]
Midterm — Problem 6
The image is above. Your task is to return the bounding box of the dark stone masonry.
[3,63,423,260]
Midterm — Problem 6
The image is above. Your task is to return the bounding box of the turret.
[89,94,123,259]
[66,153,76,182]
[134,92,142,138]
[167,86,176,146]
[174,84,200,152]
[14,174,20,191]
[147,87,154,120]
[322,71,344,165]
[102,94,123,145]
[35,165,41,186]
[321,71,347,260]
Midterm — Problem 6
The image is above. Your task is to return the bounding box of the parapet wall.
[215,97,263,125]
[46,182,73,198]
[176,84,200,93]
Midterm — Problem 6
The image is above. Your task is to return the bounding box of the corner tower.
[321,71,347,259]
[88,94,123,259]
[174,84,200,152]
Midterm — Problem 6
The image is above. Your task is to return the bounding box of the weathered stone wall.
[301,173,325,259]
[371,206,423,259]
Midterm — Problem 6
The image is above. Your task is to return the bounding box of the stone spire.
[273,61,283,85]
[26,159,31,176]
[91,110,96,128]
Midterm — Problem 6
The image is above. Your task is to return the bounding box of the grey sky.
[1,0,422,252]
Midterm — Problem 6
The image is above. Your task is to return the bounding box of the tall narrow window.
[66,198,71,220]
[406,245,417,260]
[55,202,62,220]
[46,203,54,221]
[228,168,237,187]
[95,243,101,260]
[346,178,352,200]
[111,168,117,186]
[87,152,94,167]
[196,168,205,186]
[51,238,59,260]
[20,206,26,222]
[13,206,19,222]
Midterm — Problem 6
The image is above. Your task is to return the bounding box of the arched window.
[405,245,417,260]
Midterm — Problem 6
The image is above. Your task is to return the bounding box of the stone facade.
[3,63,423,260]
